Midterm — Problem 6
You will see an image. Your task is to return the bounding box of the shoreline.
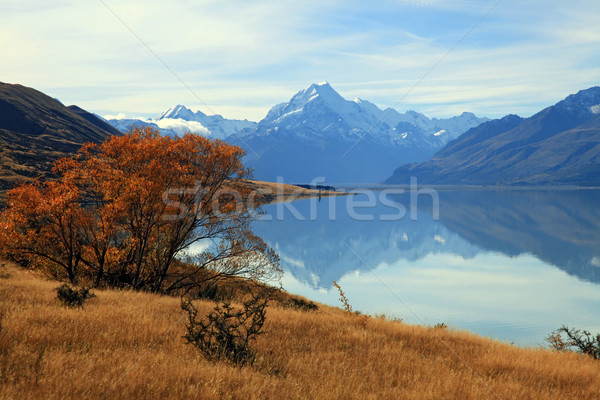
[243,179,348,204]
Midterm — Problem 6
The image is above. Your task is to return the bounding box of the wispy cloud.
[1,0,598,120]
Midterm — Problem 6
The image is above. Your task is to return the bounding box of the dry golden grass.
[1,262,599,399]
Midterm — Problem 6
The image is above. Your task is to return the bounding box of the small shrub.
[332,281,352,313]
[55,284,95,308]
[332,281,370,328]
[546,330,568,352]
[434,322,448,329]
[0,263,10,279]
[546,325,600,359]
[195,283,236,302]
[181,288,270,366]
[372,313,402,322]
[285,298,318,312]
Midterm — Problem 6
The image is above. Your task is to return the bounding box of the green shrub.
[546,325,600,359]
[56,284,95,308]
[181,289,269,366]
[285,297,318,312]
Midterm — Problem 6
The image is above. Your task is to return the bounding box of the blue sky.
[1,0,599,121]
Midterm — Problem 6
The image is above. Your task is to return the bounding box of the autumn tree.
[0,127,280,293]
[0,180,85,283]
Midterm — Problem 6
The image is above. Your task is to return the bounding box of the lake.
[251,188,600,347]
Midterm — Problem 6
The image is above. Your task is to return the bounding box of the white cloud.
[153,118,209,136]
[1,0,598,120]
[433,235,446,245]
[103,113,126,120]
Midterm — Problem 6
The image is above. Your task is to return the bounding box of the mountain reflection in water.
[251,189,600,346]
[253,189,600,288]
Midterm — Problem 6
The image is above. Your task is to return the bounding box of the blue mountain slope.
[386,87,600,186]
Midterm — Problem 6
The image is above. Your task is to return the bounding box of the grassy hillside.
[0,262,598,399]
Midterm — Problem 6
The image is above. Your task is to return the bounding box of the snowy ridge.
[256,82,488,146]
[106,105,256,139]
[106,82,487,144]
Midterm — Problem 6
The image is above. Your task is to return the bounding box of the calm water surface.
[251,189,600,347]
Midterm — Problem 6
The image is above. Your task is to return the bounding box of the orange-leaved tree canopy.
[0,127,280,293]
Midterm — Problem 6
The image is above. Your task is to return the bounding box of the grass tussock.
[0,263,599,399]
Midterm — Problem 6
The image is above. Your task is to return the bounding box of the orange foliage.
[0,127,280,292]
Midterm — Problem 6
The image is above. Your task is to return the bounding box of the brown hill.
[0,82,121,196]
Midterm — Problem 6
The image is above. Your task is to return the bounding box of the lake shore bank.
[244,179,348,204]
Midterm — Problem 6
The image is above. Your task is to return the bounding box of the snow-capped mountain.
[384,110,489,143]
[258,82,395,137]
[231,82,488,183]
[105,105,256,139]
[105,82,488,183]
[155,105,256,139]
[257,82,487,144]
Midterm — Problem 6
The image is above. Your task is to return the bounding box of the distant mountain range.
[386,87,600,186]
[0,82,120,194]
[3,81,597,188]
[107,82,488,183]
[106,106,256,139]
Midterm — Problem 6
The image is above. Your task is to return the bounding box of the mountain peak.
[157,104,200,120]
[405,110,426,117]
[258,82,488,145]
[304,81,340,98]
[554,86,600,114]
[261,82,348,126]
[306,82,346,105]
[173,104,189,112]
